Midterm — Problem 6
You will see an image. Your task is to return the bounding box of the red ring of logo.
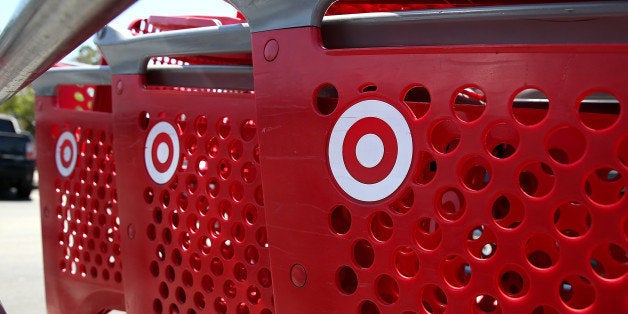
[152,133,175,173]
[342,117,398,184]
[60,140,73,168]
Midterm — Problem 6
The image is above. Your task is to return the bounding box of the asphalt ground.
[0,188,46,313]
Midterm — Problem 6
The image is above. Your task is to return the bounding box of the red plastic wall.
[251,27,628,313]
[56,85,96,110]
[111,75,273,314]
[36,94,124,313]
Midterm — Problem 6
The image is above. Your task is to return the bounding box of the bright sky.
[0,0,238,60]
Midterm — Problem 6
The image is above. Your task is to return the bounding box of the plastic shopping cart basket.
[96,20,273,314]
[232,0,628,313]
[32,65,124,313]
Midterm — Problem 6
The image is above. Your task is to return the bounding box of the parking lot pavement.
[0,189,46,314]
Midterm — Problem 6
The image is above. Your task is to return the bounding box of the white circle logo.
[145,122,180,184]
[55,131,78,177]
[328,100,413,202]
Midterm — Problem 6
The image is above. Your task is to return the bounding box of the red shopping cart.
[33,65,123,313]
[96,16,273,313]
[234,0,628,312]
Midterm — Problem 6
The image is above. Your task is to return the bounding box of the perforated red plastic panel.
[111,75,273,314]
[56,85,96,110]
[251,28,628,313]
[36,93,124,313]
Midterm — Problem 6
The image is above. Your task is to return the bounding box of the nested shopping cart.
[33,65,122,313]
[95,13,273,314]
[32,0,627,313]
[234,0,628,313]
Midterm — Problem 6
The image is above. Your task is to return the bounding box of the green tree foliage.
[75,45,101,65]
[0,87,35,135]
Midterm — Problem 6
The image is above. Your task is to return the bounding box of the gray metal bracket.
[31,66,111,96]
[146,65,253,91]
[228,0,336,32]
[95,24,252,75]
[321,1,628,48]
[31,63,254,96]
[228,0,628,43]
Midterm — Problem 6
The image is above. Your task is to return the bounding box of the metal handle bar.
[32,66,111,96]
[0,0,136,103]
[95,24,251,75]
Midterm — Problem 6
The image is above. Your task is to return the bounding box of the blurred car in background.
[0,113,35,198]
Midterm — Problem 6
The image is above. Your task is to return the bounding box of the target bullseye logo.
[55,131,78,177]
[329,100,412,202]
[145,122,180,184]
